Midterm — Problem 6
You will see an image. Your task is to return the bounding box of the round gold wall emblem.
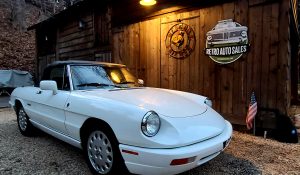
[165,23,196,59]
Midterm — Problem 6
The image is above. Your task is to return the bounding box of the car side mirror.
[138,79,144,85]
[40,80,58,95]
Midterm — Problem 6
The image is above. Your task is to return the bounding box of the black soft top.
[46,60,125,68]
[41,60,126,82]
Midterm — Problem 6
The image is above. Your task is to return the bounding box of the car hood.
[81,88,207,118]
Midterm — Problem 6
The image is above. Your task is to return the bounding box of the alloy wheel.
[87,131,113,174]
[18,108,28,131]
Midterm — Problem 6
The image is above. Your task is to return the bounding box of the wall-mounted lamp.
[45,35,48,41]
[140,0,157,6]
[78,19,86,29]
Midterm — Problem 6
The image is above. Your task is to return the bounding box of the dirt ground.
[0,108,299,175]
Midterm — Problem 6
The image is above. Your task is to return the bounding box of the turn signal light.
[170,156,196,166]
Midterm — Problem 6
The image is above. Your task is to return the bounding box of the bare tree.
[1,0,81,31]
[9,0,26,30]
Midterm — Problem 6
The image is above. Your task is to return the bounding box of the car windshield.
[70,65,139,90]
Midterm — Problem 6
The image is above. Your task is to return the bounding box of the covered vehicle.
[9,61,232,175]
[0,70,33,95]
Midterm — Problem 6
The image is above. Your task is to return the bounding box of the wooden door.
[160,11,200,94]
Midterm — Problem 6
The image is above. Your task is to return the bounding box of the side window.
[49,66,70,91]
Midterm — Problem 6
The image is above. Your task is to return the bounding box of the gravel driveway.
[0,108,299,175]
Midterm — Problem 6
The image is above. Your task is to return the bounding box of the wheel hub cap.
[87,131,113,174]
[18,109,27,131]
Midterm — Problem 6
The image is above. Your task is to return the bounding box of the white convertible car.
[9,61,232,175]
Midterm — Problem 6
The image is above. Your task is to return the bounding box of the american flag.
[246,92,257,130]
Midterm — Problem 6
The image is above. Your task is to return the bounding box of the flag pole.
[246,91,257,135]
[253,116,256,136]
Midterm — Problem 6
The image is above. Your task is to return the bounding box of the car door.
[31,65,70,135]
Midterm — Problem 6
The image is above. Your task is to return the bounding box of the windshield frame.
[67,64,138,91]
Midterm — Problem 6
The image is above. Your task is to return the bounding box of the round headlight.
[241,31,247,38]
[207,35,212,41]
[141,111,161,137]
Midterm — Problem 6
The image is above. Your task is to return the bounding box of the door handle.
[36,90,42,94]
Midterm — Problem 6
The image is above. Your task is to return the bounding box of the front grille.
[229,31,242,38]
[211,33,224,40]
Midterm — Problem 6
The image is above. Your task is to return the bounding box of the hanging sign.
[205,19,249,64]
[165,23,196,59]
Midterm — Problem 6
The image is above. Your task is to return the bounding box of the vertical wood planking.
[234,0,248,116]
[179,10,199,92]
[186,10,200,94]
[277,0,290,113]
[138,22,144,81]
[247,5,263,109]
[201,7,213,98]
[198,9,206,96]
[112,30,122,63]
[201,6,222,109]
[178,15,188,91]
[268,3,279,108]
[160,16,170,89]
[123,23,140,76]
[140,18,161,87]
[220,2,235,115]
[260,4,272,108]
[161,14,180,90]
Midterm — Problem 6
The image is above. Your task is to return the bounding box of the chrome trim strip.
[30,119,82,149]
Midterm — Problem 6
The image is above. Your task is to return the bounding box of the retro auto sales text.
[206,45,247,56]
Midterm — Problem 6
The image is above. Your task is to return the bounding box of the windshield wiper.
[118,81,136,84]
[77,83,122,88]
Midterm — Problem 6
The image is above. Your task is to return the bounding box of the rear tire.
[17,106,34,136]
[83,125,129,175]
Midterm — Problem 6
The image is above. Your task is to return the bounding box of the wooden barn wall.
[57,11,95,60]
[36,6,112,79]
[112,0,291,124]
[55,7,111,61]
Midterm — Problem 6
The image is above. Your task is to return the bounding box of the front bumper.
[8,100,16,111]
[119,120,232,175]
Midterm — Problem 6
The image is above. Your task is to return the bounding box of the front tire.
[17,106,34,136]
[84,126,128,175]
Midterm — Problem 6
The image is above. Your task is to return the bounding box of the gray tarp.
[0,70,34,88]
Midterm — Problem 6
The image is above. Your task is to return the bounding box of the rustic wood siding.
[57,11,94,60]
[113,0,291,124]
[36,3,112,80]
[55,7,111,61]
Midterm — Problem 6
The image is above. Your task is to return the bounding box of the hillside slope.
[0,3,40,76]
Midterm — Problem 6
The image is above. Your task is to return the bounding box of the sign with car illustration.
[205,19,249,64]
